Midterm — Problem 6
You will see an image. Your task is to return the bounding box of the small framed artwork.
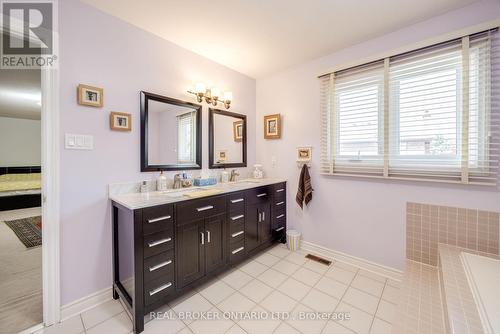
[233,120,243,142]
[77,84,103,107]
[110,112,132,131]
[264,114,281,139]
[297,146,312,161]
[217,150,227,163]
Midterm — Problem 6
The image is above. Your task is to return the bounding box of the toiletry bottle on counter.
[140,181,148,193]
[221,169,229,183]
[157,170,167,191]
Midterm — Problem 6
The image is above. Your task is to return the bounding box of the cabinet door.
[259,202,272,244]
[245,204,260,252]
[176,219,205,288]
[205,213,226,274]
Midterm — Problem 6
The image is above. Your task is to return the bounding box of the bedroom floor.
[0,207,42,334]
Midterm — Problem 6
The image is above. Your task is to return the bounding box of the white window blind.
[320,29,499,185]
[177,111,196,164]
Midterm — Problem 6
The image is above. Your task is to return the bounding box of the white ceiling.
[83,0,477,78]
[0,69,41,120]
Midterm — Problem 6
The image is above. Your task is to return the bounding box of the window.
[320,30,499,185]
[177,111,196,163]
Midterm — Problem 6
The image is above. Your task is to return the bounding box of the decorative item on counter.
[77,84,103,107]
[110,112,132,131]
[220,169,229,183]
[140,181,148,193]
[264,114,281,139]
[156,170,167,191]
[296,146,312,168]
[193,177,217,187]
[253,164,264,179]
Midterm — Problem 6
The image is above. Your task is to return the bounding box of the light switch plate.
[65,133,94,150]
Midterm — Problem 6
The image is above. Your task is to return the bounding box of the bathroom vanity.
[110,179,287,333]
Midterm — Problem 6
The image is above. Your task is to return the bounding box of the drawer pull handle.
[231,198,244,203]
[148,237,172,248]
[276,188,285,193]
[276,201,285,206]
[197,205,214,212]
[231,214,244,221]
[149,282,172,296]
[148,215,171,224]
[200,232,205,245]
[149,260,172,272]
[275,227,285,232]
[231,231,244,238]
[276,214,285,219]
[257,193,267,197]
[262,212,265,221]
[232,247,244,255]
[207,230,211,243]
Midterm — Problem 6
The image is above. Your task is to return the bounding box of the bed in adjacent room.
[0,167,42,211]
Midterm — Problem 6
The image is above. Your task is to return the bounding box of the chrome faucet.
[173,174,182,189]
[230,169,239,182]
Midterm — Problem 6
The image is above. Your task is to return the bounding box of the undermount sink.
[228,179,262,186]
[159,188,202,198]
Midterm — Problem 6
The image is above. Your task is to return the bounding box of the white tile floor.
[34,245,400,334]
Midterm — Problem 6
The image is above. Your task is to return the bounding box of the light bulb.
[195,83,206,94]
[224,91,233,102]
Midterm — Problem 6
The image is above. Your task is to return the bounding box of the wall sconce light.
[188,83,232,109]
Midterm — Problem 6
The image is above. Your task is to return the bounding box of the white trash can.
[286,230,301,252]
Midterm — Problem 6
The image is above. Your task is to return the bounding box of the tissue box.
[193,177,217,187]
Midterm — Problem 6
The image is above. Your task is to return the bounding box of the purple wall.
[256,0,500,271]
[59,0,256,304]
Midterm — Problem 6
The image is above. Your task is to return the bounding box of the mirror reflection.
[209,109,247,168]
[141,92,201,171]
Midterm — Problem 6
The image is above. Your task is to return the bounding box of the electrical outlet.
[271,156,277,168]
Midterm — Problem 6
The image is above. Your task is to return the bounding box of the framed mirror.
[140,91,202,171]
[209,108,247,168]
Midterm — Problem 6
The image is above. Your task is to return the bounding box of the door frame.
[1,13,61,328]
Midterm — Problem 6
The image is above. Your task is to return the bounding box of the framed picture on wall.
[217,150,227,163]
[264,114,281,139]
[233,120,243,142]
[77,84,103,107]
[110,112,132,131]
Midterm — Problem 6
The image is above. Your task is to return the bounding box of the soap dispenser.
[157,170,168,191]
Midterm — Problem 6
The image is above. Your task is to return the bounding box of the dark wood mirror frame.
[140,91,202,172]
[209,108,247,169]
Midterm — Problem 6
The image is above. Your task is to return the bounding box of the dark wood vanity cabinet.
[111,181,286,333]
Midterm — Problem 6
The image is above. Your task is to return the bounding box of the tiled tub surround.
[406,203,500,266]
[438,244,500,334]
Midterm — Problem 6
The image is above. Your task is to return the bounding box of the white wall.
[0,116,41,167]
[256,0,500,270]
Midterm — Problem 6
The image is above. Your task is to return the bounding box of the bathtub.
[461,252,500,334]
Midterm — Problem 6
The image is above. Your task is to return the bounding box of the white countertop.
[109,178,287,210]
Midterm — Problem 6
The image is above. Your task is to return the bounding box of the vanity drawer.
[229,240,245,264]
[227,192,246,213]
[274,205,286,218]
[143,249,174,283]
[274,213,286,229]
[229,218,244,235]
[144,274,175,306]
[229,227,245,244]
[142,204,174,235]
[176,196,226,223]
[144,229,174,258]
[247,186,272,205]
[274,183,286,202]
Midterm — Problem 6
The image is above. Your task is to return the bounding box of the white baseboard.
[301,240,403,282]
[60,286,113,321]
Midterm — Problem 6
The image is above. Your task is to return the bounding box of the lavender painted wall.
[59,0,256,304]
[256,0,500,271]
